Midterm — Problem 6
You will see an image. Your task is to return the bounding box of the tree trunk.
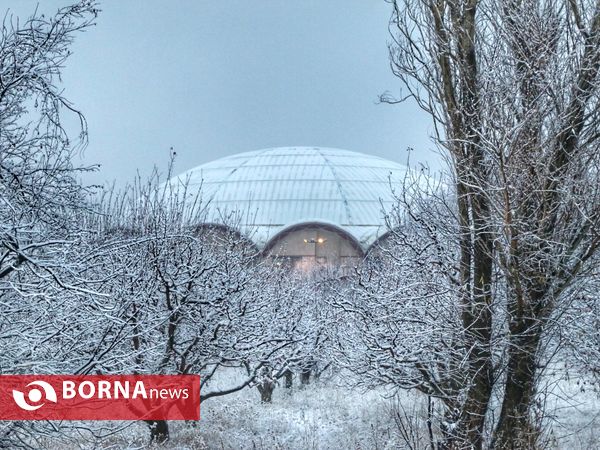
[454,360,494,449]
[284,369,293,388]
[146,420,169,444]
[493,314,544,449]
[257,382,275,403]
[300,369,310,385]
[448,183,495,450]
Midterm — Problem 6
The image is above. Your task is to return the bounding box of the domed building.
[171,147,410,271]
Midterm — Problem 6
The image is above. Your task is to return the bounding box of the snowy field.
[38,369,599,449]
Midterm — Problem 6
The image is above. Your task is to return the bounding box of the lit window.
[303,237,326,244]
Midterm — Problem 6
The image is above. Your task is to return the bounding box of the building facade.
[171,147,410,271]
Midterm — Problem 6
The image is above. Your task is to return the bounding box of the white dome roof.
[172,147,410,250]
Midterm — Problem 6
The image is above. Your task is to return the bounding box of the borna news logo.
[12,380,58,411]
[0,375,200,420]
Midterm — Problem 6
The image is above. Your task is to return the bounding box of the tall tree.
[383,0,600,447]
[0,2,99,447]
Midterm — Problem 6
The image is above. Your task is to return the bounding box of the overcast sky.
[10,1,439,186]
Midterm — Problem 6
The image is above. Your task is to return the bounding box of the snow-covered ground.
[540,371,600,450]
[105,378,420,449]
[174,378,599,450]
[188,381,407,449]
[39,367,599,450]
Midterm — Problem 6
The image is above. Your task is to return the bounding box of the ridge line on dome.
[207,199,394,203]
[314,147,354,225]
[205,147,397,162]
[200,179,395,184]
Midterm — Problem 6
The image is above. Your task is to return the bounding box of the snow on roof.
[171,147,411,250]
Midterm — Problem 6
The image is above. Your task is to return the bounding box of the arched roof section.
[192,222,259,253]
[366,228,397,254]
[261,221,365,257]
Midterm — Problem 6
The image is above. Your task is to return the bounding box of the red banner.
[0,375,200,421]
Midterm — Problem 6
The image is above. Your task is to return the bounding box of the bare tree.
[0,1,98,283]
[92,169,302,443]
[0,2,100,447]
[336,180,473,447]
[377,0,600,447]
[249,267,338,401]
